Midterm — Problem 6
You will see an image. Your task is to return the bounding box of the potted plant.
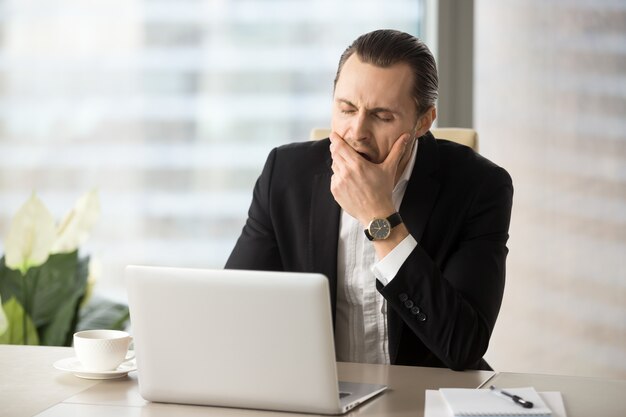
[0,191,129,345]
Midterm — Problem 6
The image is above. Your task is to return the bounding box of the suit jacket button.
[404,300,414,309]
[399,293,409,302]
[417,312,427,322]
[411,306,420,315]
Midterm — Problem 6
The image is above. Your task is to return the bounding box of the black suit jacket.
[225,132,513,371]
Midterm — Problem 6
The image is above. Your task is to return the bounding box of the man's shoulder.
[435,139,512,186]
[275,138,330,155]
[269,138,330,174]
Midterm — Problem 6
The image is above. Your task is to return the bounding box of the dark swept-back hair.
[333,29,438,116]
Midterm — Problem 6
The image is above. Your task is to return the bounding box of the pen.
[489,385,534,408]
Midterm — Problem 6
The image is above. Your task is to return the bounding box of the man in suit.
[226,29,513,371]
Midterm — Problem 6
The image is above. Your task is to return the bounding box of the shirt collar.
[393,137,419,194]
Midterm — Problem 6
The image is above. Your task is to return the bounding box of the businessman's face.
[331,54,425,166]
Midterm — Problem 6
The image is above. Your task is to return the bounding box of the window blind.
[0,0,425,299]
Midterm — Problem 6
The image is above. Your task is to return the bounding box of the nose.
[348,111,370,142]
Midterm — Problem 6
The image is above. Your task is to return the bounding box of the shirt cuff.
[372,234,418,286]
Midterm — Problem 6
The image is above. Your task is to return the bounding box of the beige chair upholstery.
[430,128,479,151]
[309,127,479,152]
[309,128,333,141]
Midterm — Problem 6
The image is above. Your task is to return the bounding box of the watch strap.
[387,212,403,228]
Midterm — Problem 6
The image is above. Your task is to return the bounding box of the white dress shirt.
[334,141,419,364]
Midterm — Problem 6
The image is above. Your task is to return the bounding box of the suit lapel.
[389,132,440,363]
[309,160,341,324]
[400,132,440,243]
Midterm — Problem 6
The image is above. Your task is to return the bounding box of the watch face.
[369,218,391,240]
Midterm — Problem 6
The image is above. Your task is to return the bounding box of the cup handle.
[124,336,135,362]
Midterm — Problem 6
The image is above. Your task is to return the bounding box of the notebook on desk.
[125,265,387,415]
[424,387,565,417]
[439,387,552,416]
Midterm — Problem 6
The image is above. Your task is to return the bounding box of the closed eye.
[373,112,394,122]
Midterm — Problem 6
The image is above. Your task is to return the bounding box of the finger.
[330,133,367,168]
[383,133,411,170]
[329,131,353,162]
[329,131,344,142]
[329,131,345,158]
[330,146,350,176]
[330,141,349,167]
[329,132,342,159]
[331,158,345,176]
[329,133,352,155]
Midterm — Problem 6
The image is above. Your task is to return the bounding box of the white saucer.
[53,356,137,380]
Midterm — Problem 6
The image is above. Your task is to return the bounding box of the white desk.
[1,345,492,417]
[2,345,625,417]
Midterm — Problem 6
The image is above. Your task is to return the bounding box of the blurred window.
[0,0,425,298]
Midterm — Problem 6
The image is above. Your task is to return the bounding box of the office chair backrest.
[309,127,479,152]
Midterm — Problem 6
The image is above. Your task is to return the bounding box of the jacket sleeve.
[378,166,513,370]
[225,148,283,271]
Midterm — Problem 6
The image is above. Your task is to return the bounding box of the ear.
[415,106,437,137]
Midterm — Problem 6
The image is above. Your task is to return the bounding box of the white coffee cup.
[73,329,135,372]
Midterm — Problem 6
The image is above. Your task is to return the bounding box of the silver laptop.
[125,265,387,414]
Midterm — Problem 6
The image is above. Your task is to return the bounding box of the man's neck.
[394,138,418,185]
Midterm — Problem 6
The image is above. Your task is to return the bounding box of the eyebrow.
[336,98,401,116]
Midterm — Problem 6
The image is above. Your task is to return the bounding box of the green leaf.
[0,297,39,345]
[35,253,89,346]
[1,253,122,346]
[0,294,8,335]
[27,252,82,327]
[0,257,24,306]
[76,295,130,332]
[1,254,89,345]
[40,292,83,346]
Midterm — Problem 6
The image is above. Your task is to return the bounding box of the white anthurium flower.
[4,193,57,275]
[51,189,101,254]
[0,295,7,336]
[88,256,102,284]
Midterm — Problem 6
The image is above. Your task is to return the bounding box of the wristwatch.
[364,212,403,241]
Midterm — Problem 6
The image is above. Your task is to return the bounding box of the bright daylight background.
[0,0,426,299]
[2,0,624,380]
